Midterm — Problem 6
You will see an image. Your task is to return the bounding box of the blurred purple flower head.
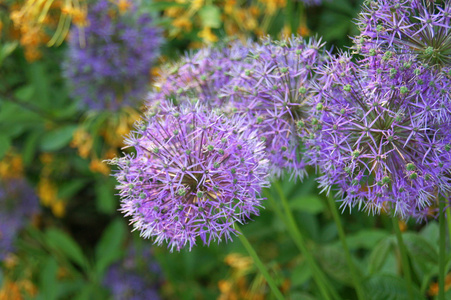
[150,40,254,112]
[222,36,328,180]
[104,245,161,300]
[64,0,162,111]
[0,178,39,259]
[109,101,269,251]
[354,0,451,68]
[312,50,451,220]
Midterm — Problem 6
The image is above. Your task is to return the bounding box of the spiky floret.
[312,51,451,220]
[222,36,328,180]
[354,0,451,69]
[109,100,269,251]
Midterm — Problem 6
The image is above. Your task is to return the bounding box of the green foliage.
[0,1,449,300]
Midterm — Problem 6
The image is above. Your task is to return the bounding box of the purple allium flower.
[63,0,162,111]
[104,246,161,300]
[354,0,451,68]
[150,40,254,112]
[311,50,451,220]
[0,178,39,259]
[222,36,328,180]
[109,101,269,251]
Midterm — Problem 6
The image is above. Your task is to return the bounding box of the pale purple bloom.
[311,50,451,220]
[109,101,269,251]
[64,0,162,111]
[222,36,328,180]
[104,246,161,300]
[150,40,254,112]
[0,178,39,259]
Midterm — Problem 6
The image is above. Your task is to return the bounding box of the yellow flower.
[428,273,451,296]
[190,0,204,12]
[117,0,132,14]
[70,128,93,159]
[165,7,184,18]
[89,159,110,175]
[259,0,286,15]
[51,200,66,218]
[37,177,58,207]
[0,152,23,179]
[0,280,22,300]
[172,17,192,31]
[224,253,253,271]
[198,26,218,43]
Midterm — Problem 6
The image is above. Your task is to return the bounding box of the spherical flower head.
[0,178,39,259]
[109,101,269,251]
[354,0,451,69]
[63,0,162,111]
[223,36,328,180]
[313,51,451,220]
[150,40,254,112]
[104,246,161,300]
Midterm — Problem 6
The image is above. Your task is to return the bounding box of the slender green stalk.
[235,225,285,300]
[392,217,414,300]
[274,182,340,300]
[326,194,365,300]
[286,0,295,34]
[439,197,446,300]
[445,206,451,255]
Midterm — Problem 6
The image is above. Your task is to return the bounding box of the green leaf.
[364,274,425,300]
[368,237,395,274]
[289,195,325,214]
[315,245,358,285]
[58,179,87,199]
[420,222,439,249]
[40,125,77,152]
[346,229,389,250]
[28,62,50,105]
[403,233,438,265]
[291,259,312,287]
[39,257,59,300]
[14,85,35,102]
[199,5,221,29]
[95,219,126,276]
[46,228,88,270]
[95,177,117,214]
[23,131,43,166]
[0,42,18,66]
[0,134,11,160]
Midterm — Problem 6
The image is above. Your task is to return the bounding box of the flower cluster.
[223,36,328,180]
[0,178,39,259]
[312,50,451,219]
[354,0,451,68]
[110,101,269,251]
[150,40,254,112]
[63,0,161,111]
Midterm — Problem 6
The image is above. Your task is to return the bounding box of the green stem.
[236,225,285,300]
[445,206,451,257]
[274,182,340,300]
[326,194,365,300]
[392,217,414,300]
[286,0,295,34]
[439,197,447,300]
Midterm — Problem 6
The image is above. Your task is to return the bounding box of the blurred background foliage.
[0,0,450,299]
